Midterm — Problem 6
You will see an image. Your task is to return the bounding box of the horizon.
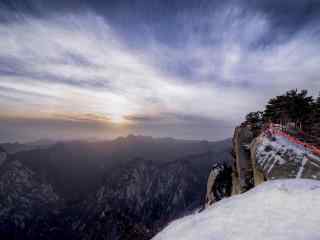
[1,0,320,142]
[0,133,232,145]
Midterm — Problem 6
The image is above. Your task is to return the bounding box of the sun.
[109,114,127,124]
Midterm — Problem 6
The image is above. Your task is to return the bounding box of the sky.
[0,0,320,142]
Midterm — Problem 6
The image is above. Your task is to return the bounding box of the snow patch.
[296,157,308,179]
[255,135,320,178]
[153,179,320,240]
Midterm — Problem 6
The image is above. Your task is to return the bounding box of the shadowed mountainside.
[0,136,232,239]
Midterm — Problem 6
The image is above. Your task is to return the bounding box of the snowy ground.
[153,179,320,240]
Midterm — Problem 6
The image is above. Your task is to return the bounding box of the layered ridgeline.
[154,90,320,240]
[0,136,232,240]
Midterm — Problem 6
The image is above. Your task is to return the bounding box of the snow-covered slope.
[153,179,320,240]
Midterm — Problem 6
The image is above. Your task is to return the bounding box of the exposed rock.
[232,124,320,194]
[75,158,207,239]
[232,126,255,194]
[205,163,232,207]
[252,133,320,181]
[250,137,266,185]
[0,156,62,239]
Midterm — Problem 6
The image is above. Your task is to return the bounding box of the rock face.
[0,152,62,239]
[231,124,320,194]
[205,163,232,207]
[75,158,209,239]
[231,126,255,194]
[252,133,320,182]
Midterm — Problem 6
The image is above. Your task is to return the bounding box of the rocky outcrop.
[205,163,232,207]
[0,155,62,239]
[251,133,320,182]
[203,126,253,207]
[232,124,320,194]
[231,126,255,194]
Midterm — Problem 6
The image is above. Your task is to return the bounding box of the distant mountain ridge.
[0,135,232,239]
[7,135,231,201]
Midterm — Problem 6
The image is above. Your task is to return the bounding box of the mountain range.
[0,135,232,239]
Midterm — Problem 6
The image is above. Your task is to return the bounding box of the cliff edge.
[205,123,320,207]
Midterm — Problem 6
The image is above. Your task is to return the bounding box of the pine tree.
[264,89,313,129]
[264,93,290,124]
[309,94,320,137]
[245,111,264,136]
[288,89,313,129]
[246,111,263,125]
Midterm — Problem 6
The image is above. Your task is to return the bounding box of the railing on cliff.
[264,123,320,156]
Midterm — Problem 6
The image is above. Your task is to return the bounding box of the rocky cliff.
[231,124,320,194]
[205,123,320,207]
[251,131,320,182]
[0,147,64,239]
[205,163,232,207]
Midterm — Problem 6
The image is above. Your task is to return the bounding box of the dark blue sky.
[0,0,320,142]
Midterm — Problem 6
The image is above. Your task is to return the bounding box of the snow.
[255,135,320,179]
[153,179,320,240]
[206,164,224,206]
[296,157,308,179]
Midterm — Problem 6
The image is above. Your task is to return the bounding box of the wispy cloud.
[0,3,319,141]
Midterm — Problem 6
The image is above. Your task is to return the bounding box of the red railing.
[264,123,320,156]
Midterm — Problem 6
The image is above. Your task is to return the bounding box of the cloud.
[0,2,319,141]
[0,11,259,122]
